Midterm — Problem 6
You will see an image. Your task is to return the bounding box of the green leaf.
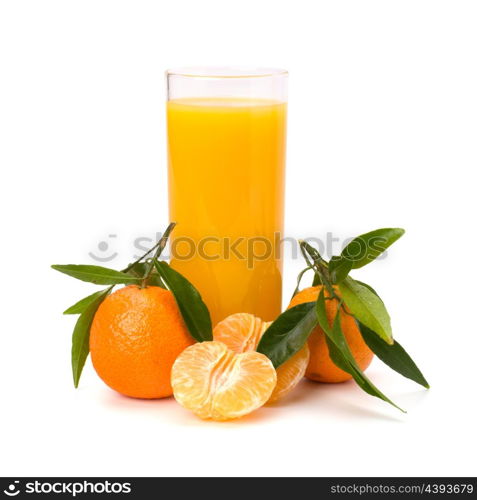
[312,273,323,286]
[316,290,404,412]
[71,286,112,387]
[358,321,430,388]
[257,302,317,368]
[339,277,393,344]
[125,262,165,287]
[325,332,405,412]
[354,280,380,298]
[155,261,212,342]
[314,289,332,336]
[63,289,111,315]
[328,255,353,284]
[146,272,166,288]
[52,264,141,285]
[341,228,405,269]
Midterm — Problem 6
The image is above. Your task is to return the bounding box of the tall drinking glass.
[166,67,288,325]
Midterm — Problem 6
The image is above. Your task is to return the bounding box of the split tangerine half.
[171,341,277,421]
[213,313,310,403]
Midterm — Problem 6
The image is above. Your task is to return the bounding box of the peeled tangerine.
[171,341,277,421]
[213,313,310,403]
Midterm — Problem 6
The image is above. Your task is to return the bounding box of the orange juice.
[167,98,287,324]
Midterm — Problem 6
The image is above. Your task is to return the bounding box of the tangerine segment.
[213,313,266,353]
[213,314,310,403]
[269,343,310,403]
[171,341,276,421]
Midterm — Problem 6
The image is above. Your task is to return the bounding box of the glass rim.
[165,66,288,79]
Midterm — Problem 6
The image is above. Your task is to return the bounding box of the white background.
[1,0,476,477]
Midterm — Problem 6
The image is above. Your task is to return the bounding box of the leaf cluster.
[258,228,428,411]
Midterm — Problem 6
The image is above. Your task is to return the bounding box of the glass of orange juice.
[166,67,288,325]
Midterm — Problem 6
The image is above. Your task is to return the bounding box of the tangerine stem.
[299,240,336,297]
[122,222,177,274]
[291,265,313,300]
[141,222,177,288]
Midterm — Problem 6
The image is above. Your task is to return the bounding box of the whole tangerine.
[90,285,195,398]
[288,286,373,383]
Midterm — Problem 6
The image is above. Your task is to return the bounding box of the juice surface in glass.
[167,97,286,325]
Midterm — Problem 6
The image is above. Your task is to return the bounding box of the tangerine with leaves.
[171,341,276,420]
[213,313,309,402]
[90,285,195,399]
[288,286,374,383]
